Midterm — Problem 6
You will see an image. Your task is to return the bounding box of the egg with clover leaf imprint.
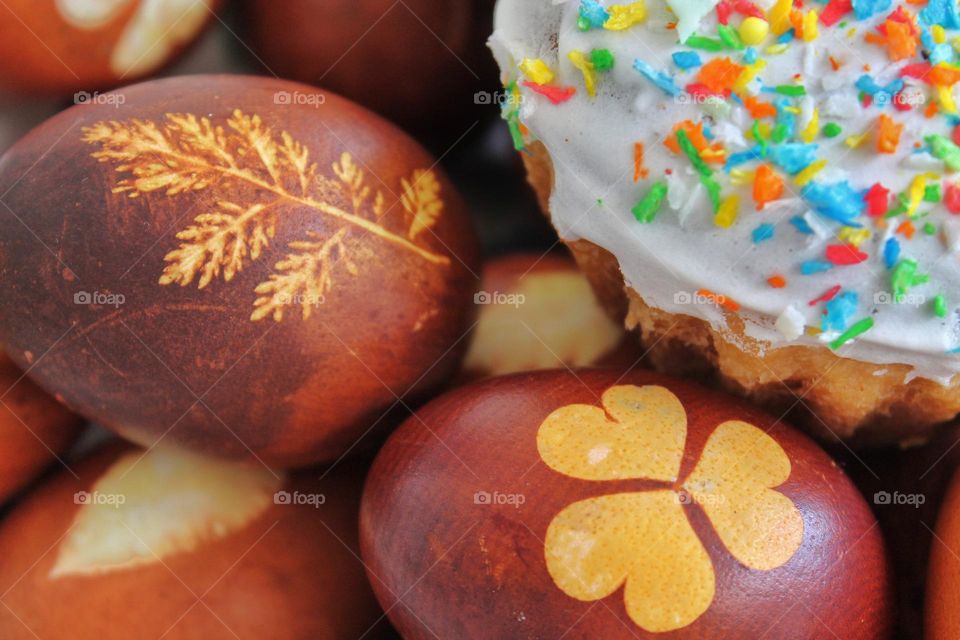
[0,0,221,95]
[0,75,479,467]
[360,368,892,639]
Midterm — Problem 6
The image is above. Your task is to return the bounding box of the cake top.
[491,0,960,382]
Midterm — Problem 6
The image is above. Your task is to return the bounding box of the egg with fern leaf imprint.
[0,75,479,467]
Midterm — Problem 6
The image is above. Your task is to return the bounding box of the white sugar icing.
[490,0,960,383]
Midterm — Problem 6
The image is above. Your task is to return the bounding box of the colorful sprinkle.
[876,114,904,153]
[809,284,842,305]
[822,290,859,332]
[852,0,892,20]
[795,159,827,186]
[739,16,770,44]
[633,59,683,95]
[672,51,703,68]
[685,35,726,51]
[934,294,949,317]
[590,48,616,71]
[604,1,648,30]
[927,134,960,170]
[865,183,890,216]
[522,81,577,104]
[753,164,784,208]
[891,258,930,302]
[884,237,901,268]
[826,243,869,264]
[945,182,960,212]
[800,181,865,223]
[753,222,776,242]
[634,142,649,181]
[697,57,746,93]
[715,194,740,227]
[696,287,741,311]
[829,316,875,349]
[769,143,818,173]
[790,215,814,234]
[519,58,555,85]
[801,259,834,274]
[632,181,669,222]
[578,0,611,30]
[822,122,843,137]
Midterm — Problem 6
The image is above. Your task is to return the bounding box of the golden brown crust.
[523,141,960,445]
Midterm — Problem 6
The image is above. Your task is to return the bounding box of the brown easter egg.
[0,75,479,467]
[925,466,960,639]
[240,0,497,132]
[0,0,222,96]
[0,352,83,503]
[462,253,632,378]
[360,368,892,639]
[0,444,394,639]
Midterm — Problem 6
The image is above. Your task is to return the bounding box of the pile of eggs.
[0,2,956,639]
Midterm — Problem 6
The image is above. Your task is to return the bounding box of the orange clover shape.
[536,385,804,633]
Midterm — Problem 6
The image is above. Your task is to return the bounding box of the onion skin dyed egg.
[240,0,496,132]
[0,0,222,96]
[360,369,893,639]
[462,253,633,379]
[0,352,83,503]
[0,444,394,639]
[0,75,479,467]
[925,467,960,639]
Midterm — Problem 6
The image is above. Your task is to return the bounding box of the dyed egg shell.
[925,467,960,638]
[0,352,83,503]
[0,0,221,95]
[241,0,496,132]
[361,369,892,639]
[0,444,394,638]
[0,75,479,467]
[462,253,631,378]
